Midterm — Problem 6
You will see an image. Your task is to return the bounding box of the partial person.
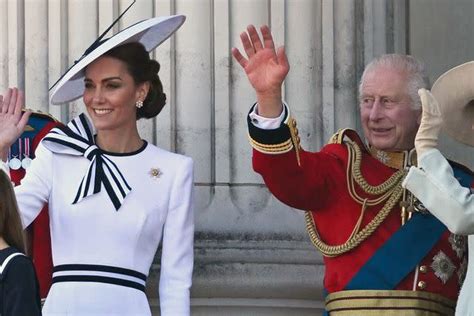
[0,14,194,316]
[232,24,470,315]
[0,170,41,315]
[403,61,474,316]
[8,110,61,302]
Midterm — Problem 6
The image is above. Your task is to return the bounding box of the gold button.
[417,281,426,289]
[419,265,428,273]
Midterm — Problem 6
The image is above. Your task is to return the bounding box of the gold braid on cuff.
[248,116,302,166]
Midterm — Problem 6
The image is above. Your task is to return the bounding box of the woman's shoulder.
[145,143,193,165]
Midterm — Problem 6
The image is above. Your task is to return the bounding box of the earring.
[136,100,143,108]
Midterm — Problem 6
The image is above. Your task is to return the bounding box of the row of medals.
[8,138,32,170]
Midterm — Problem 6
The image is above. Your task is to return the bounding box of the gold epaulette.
[305,129,406,257]
[327,128,368,152]
[249,116,302,166]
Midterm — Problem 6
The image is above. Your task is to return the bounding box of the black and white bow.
[42,114,131,210]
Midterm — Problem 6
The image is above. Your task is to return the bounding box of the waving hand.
[0,88,30,161]
[232,25,289,118]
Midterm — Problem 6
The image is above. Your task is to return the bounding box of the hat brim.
[50,15,185,105]
[431,61,474,147]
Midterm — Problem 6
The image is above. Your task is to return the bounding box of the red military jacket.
[9,111,62,299]
[248,108,469,302]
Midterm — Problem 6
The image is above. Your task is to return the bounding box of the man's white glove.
[415,88,443,158]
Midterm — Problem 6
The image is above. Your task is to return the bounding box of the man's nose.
[369,99,383,120]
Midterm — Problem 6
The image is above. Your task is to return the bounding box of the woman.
[402,61,474,315]
[0,170,41,315]
[0,15,193,315]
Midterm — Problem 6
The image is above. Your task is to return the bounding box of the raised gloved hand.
[415,88,442,158]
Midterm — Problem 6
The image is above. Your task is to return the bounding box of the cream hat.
[431,61,474,147]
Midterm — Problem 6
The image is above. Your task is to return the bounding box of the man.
[232,25,471,315]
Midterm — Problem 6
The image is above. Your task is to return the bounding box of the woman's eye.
[107,83,121,89]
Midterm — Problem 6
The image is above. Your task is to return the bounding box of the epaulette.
[327,128,368,153]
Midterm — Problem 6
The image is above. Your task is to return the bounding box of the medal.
[21,157,32,169]
[8,143,21,170]
[21,138,32,169]
[9,157,21,170]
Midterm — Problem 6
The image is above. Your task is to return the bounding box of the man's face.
[360,66,421,151]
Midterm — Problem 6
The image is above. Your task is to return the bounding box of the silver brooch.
[431,251,455,284]
[149,168,163,179]
[376,150,390,164]
[458,258,467,286]
[449,234,467,259]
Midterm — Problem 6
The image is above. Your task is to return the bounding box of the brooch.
[149,168,163,179]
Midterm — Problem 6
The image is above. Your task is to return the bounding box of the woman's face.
[83,56,148,133]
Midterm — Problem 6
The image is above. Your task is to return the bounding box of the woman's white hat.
[431,61,474,147]
[50,15,185,105]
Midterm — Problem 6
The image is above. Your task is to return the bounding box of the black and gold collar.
[368,147,417,170]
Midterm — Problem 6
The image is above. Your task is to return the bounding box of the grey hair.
[358,54,430,109]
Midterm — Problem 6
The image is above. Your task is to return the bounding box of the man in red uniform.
[9,110,60,302]
[232,25,471,315]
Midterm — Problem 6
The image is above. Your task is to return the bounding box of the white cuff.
[249,102,290,130]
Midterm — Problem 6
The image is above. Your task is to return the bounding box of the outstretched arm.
[403,89,474,234]
[232,25,289,118]
[403,149,474,235]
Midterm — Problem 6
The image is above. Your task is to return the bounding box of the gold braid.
[305,140,406,257]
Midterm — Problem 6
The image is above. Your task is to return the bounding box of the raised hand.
[415,88,442,158]
[0,88,30,161]
[232,25,289,117]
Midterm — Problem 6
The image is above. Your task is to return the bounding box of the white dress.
[403,148,473,316]
[7,140,194,316]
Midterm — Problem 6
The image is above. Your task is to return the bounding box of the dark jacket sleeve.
[3,256,41,316]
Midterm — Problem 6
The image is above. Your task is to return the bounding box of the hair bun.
[149,60,160,74]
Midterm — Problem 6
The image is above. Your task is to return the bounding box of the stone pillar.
[0,1,408,315]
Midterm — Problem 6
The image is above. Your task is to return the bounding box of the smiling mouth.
[93,109,113,115]
[371,128,391,133]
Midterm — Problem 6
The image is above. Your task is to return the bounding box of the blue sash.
[345,162,472,290]
[323,162,473,315]
[345,212,444,290]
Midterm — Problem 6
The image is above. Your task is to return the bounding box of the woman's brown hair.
[0,170,26,253]
[103,42,167,120]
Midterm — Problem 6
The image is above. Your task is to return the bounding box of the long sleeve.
[247,103,347,211]
[3,256,41,316]
[159,157,194,316]
[402,148,474,234]
[15,142,53,228]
